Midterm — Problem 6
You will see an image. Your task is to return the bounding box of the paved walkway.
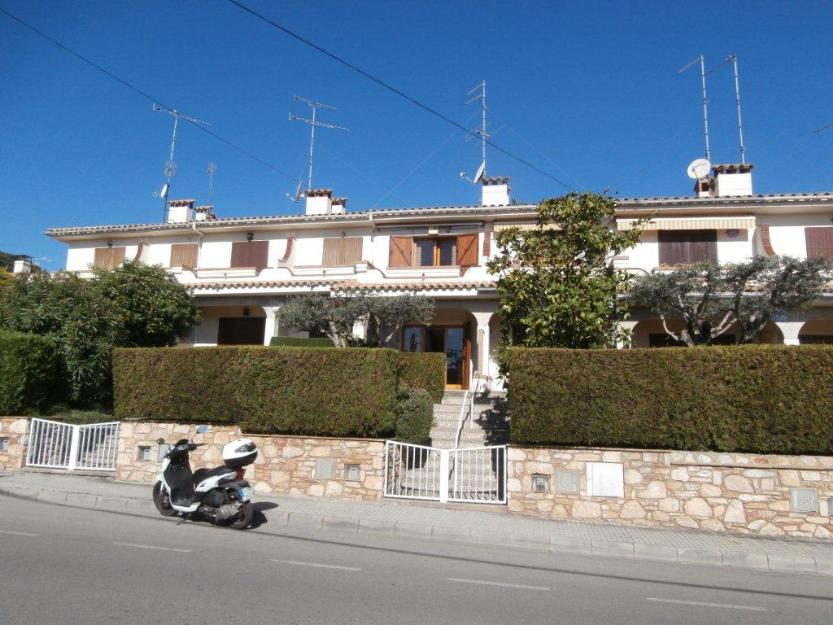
[2,470,832,576]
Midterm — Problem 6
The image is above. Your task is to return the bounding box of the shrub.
[270,336,334,348]
[49,409,114,425]
[397,352,445,403]
[394,388,434,445]
[509,345,833,455]
[0,330,61,415]
[113,346,399,438]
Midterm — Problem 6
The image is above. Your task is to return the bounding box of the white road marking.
[0,529,39,537]
[447,577,550,591]
[272,559,361,572]
[646,597,770,612]
[113,541,192,553]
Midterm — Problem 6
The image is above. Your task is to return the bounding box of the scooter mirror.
[156,438,166,445]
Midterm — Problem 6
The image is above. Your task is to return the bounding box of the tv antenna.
[152,103,210,221]
[207,162,217,206]
[678,54,711,162]
[460,80,488,184]
[289,96,349,193]
[710,54,747,164]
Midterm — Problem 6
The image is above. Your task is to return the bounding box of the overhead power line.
[0,7,299,183]
[224,0,575,191]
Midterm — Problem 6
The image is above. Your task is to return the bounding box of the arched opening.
[799,319,833,344]
[401,306,477,389]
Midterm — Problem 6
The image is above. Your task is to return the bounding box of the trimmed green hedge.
[270,336,334,348]
[113,346,398,437]
[509,345,833,455]
[394,388,434,445]
[397,351,445,403]
[0,330,61,415]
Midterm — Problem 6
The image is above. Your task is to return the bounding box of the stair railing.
[454,370,480,448]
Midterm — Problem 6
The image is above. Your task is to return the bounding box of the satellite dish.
[473,161,486,184]
[686,158,711,180]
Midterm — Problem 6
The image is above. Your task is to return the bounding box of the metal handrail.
[454,370,480,448]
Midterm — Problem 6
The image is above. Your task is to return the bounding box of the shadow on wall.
[477,396,510,446]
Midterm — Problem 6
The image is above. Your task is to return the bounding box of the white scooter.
[152,429,257,530]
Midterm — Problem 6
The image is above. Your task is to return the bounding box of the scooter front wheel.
[152,482,178,517]
[228,501,253,530]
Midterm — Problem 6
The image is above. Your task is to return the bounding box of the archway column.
[774,320,804,346]
[262,305,281,346]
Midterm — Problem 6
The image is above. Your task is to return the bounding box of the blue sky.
[2,1,833,269]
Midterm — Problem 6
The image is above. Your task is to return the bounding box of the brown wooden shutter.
[388,236,413,268]
[805,227,833,260]
[658,230,716,265]
[94,247,125,270]
[456,233,478,267]
[169,243,198,268]
[323,237,363,266]
[231,240,268,272]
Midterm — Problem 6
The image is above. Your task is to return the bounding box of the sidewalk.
[2,470,832,576]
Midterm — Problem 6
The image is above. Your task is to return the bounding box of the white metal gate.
[26,418,120,471]
[383,441,507,504]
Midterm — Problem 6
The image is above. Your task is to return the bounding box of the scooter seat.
[193,465,234,485]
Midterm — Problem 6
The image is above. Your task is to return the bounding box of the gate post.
[67,425,81,471]
[439,449,450,503]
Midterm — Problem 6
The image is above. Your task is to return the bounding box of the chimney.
[481,176,511,206]
[12,259,31,275]
[331,197,347,215]
[305,189,334,215]
[194,205,216,222]
[711,163,753,197]
[166,199,196,223]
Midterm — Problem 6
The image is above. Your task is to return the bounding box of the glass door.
[425,326,468,389]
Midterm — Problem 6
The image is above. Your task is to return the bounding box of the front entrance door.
[426,326,469,389]
[217,317,266,345]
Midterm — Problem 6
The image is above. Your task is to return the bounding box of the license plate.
[238,487,252,502]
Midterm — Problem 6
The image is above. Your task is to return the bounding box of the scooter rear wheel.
[152,482,178,517]
[228,501,253,530]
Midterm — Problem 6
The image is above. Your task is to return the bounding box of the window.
[805,227,833,260]
[415,238,456,266]
[93,247,125,270]
[169,243,198,268]
[658,230,717,266]
[322,237,363,266]
[388,234,478,268]
[230,240,268,272]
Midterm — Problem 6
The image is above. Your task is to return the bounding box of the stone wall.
[509,446,833,539]
[0,417,28,471]
[117,421,385,501]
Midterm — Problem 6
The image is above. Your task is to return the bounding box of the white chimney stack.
[481,176,511,206]
[304,189,347,215]
[711,163,753,197]
[12,259,32,274]
[166,199,196,223]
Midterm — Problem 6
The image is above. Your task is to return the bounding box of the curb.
[2,484,832,577]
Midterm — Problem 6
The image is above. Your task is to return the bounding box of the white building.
[47,166,833,391]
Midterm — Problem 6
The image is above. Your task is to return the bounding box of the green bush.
[0,330,61,415]
[394,388,434,445]
[397,351,445,403]
[270,336,335,348]
[113,346,398,438]
[509,345,833,455]
[47,409,115,425]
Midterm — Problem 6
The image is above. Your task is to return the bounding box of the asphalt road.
[1,495,832,625]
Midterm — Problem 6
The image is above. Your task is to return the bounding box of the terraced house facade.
[47,166,833,391]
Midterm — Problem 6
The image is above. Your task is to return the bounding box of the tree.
[93,261,198,347]
[0,262,198,405]
[628,257,831,346]
[488,192,643,348]
[364,295,434,347]
[279,294,434,347]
